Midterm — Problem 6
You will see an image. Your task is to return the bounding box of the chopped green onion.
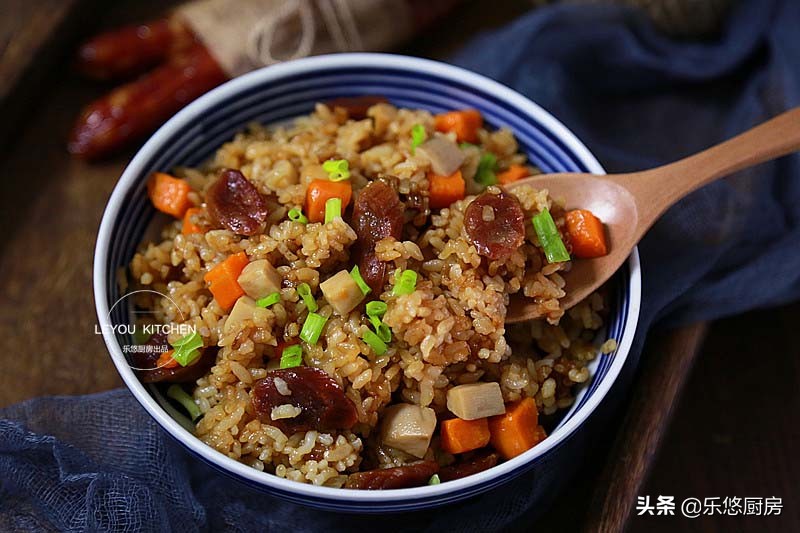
[362,329,387,355]
[369,316,392,343]
[428,474,441,485]
[410,124,427,154]
[532,208,570,263]
[379,324,391,343]
[322,159,350,181]
[349,265,371,296]
[170,348,200,367]
[368,314,381,331]
[324,197,342,224]
[459,142,477,150]
[169,331,203,367]
[171,330,201,348]
[300,312,328,344]
[364,298,391,346]
[167,384,202,421]
[365,300,387,318]
[297,283,318,312]
[279,344,303,369]
[474,153,497,186]
[288,207,308,224]
[256,292,281,308]
[392,269,418,296]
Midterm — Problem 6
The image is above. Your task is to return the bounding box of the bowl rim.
[93,52,641,504]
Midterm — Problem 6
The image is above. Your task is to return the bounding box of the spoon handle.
[620,107,800,228]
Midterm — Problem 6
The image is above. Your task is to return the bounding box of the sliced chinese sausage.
[206,168,268,236]
[352,180,404,247]
[358,252,389,298]
[326,95,388,120]
[351,180,404,293]
[438,451,499,482]
[139,346,219,384]
[251,367,358,435]
[464,190,525,261]
[345,461,440,490]
[403,189,430,227]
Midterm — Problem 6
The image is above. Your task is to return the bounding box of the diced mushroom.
[319,270,365,315]
[446,382,506,420]
[237,259,282,300]
[460,143,484,195]
[417,136,465,176]
[380,404,437,458]
[224,295,270,334]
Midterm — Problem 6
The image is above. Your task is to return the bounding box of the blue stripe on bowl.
[100,57,634,512]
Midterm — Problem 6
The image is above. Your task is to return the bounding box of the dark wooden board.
[587,323,708,531]
[631,303,800,533]
[0,0,86,156]
[0,1,187,402]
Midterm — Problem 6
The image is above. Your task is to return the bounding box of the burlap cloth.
[178,0,416,76]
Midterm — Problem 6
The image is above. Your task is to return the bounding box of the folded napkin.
[2,0,799,530]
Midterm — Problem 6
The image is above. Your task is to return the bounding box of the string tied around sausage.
[246,0,364,67]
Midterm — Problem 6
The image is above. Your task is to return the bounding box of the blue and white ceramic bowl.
[94,53,641,513]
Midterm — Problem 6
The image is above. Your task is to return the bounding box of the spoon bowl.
[505,174,638,322]
[505,107,800,323]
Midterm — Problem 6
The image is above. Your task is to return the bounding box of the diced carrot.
[147,172,193,218]
[156,349,179,369]
[428,170,465,209]
[488,398,546,460]
[497,164,530,185]
[203,252,249,311]
[565,209,608,258]
[182,207,204,235]
[440,417,491,454]
[306,179,353,223]
[434,109,483,143]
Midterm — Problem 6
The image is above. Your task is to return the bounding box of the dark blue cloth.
[3,0,800,530]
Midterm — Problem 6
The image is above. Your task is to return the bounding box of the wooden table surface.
[3,1,795,532]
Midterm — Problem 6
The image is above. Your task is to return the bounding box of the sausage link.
[76,17,195,81]
[438,451,499,482]
[68,43,228,160]
[345,461,440,489]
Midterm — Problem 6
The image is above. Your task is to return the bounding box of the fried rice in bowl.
[94,53,641,512]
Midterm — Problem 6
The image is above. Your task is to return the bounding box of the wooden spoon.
[505,107,800,324]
